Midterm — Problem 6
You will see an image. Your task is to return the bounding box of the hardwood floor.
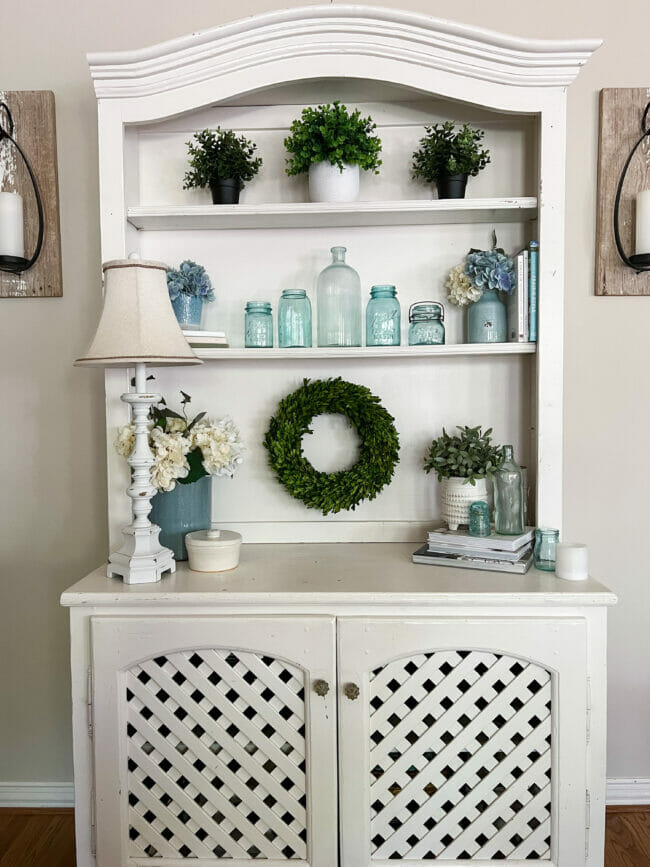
[0,807,648,865]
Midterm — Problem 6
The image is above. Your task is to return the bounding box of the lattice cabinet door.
[338,618,588,866]
[90,616,337,866]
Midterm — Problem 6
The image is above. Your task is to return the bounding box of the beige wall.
[1,0,647,783]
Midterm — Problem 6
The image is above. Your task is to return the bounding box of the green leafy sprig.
[412,122,490,183]
[284,101,382,176]
[263,378,399,515]
[423,425,504,485]
[183,127,263,191]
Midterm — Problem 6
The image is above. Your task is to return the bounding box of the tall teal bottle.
[317,246,362,347]
[493,445,525,535]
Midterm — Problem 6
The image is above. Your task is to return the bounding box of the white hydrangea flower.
[149,427,191,492]
[114,423,136,457]
[446,263,483,307]
[190,417,245,478]
[166,417,187,434]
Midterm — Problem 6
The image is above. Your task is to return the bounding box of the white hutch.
[62,7,616,866]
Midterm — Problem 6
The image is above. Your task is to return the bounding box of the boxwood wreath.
[263,378,400,515]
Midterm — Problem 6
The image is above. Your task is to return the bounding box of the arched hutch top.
[90,6,600,546]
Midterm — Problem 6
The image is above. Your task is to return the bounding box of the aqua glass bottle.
[408,302,445,345]
[493,445,525,535]
[244,301,273,347]
[317,246,362,347]
[467,288,507,343]
[366,284,401,346]
[278,289,312,348]
[534,527,559,571]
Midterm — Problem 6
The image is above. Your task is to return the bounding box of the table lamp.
[75,255,202,584]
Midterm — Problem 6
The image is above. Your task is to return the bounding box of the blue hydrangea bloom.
[465,249,515,295]
[167,260,215,302]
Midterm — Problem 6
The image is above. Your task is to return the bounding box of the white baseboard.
[0,782,75,808]
[606,778,650,805]
[0,778,648,809]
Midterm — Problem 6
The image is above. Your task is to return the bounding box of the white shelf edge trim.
[127,198,538,230]
[88,5,602,98]
[192,343,537,361]
[1,778,646,809]
[0,781,75,808]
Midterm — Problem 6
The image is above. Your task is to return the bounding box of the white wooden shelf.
[192,343,536,360]
[127,197,538,231]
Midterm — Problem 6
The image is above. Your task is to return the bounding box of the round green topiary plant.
[284,101,382,176]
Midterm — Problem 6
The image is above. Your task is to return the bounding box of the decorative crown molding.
[88,5,601,100]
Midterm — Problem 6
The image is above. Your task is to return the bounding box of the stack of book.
[507,240,538,343]
[182,329,229,349]
[412,525,535,573]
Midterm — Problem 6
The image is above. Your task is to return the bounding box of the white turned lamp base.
[107,363,176,584]
[107,525,175,584]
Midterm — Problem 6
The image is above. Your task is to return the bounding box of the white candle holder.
[555,542,589,581]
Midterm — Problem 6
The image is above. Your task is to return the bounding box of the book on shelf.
[528,240,539,343]
[413,544,534,574]
[182,329,229,348]
[427,525,535,552]
[507,247,529,342]
[427,541,530,562]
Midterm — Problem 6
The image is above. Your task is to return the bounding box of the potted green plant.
[183,127,263,204]
[284,101,382,203]
[424,425,504,529]
[411,122,490,199]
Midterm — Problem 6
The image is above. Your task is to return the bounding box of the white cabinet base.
[62,544,616,866]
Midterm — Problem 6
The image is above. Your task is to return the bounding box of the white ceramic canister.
[185,528,242,572]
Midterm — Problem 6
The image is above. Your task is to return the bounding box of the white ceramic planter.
[440,476,488,530]
[308,161,360,203]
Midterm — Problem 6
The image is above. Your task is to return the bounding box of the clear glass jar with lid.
[408,301,445,345]
[316,246,361,347]
[366,284,401,346]
[244,300,273,347]
[278,289,312,348]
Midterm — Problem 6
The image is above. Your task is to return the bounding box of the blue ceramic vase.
[150,474,211,561]
[171,294,203,328]
[467,288,507,343]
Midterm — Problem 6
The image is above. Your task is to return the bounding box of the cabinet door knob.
[343,682,360,700]
[312,678,329,697]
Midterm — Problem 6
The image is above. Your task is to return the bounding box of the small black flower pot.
[210,179,241,204]
[435,173,468,200]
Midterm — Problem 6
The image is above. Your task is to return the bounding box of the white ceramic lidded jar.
[185,529,242,572]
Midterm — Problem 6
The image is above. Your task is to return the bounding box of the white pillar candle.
[555,542,589,581]
[0,191,24,258]
[635,189,650,256]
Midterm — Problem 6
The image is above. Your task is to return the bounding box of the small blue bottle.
[278,289,312,348]
[408,302,445,345]
[245,301,273,347]
[366,284,401,346]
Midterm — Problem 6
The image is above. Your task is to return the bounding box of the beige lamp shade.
[75,258,202,367]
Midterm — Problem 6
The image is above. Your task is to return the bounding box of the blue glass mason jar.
[408,301,445,345]
[366,284,401,346]
[467,288,507,343]
[278,289,312,348]
[245,301,273,347]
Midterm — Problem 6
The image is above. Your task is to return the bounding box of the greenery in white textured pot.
[183,127,263,204]
[166,260,215,329]
[424,425,504,530]
[284,101,382,202]
[411,122,490,199]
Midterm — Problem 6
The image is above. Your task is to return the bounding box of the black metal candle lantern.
[613,100,650,272]
[0,101,44,274]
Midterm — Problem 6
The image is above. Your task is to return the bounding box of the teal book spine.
[528,241,539,342]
